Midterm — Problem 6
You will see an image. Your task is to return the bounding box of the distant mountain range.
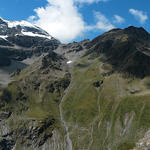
[0,17,150,150]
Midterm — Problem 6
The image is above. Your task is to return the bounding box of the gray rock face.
[0,112,11,120]
[132,130,150,150]
[0,139,15,150]
[54,39,90,63]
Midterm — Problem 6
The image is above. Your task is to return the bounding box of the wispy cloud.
[75,0,108,3]
[94,11,115,31]
[113,15,125,24]
[129,8,148,24]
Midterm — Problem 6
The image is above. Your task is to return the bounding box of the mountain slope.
[1,26,150,150]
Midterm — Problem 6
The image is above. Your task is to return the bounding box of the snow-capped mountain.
[0,17,60,67]
[0,17,52,39]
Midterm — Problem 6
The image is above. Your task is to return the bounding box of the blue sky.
[0,0,149,43]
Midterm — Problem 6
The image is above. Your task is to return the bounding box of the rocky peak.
[87,26,150,78]
[123,26,149,40]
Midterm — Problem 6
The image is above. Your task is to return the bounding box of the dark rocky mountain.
[1,25,150,150]
[87,26,150,78]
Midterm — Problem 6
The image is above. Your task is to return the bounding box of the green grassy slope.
[62,54,150,150]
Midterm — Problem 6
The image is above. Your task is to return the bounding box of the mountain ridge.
[0,24,150,150]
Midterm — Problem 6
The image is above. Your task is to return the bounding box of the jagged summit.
[123,26,149,40]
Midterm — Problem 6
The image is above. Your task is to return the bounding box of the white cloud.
[113,15,125,24]
[129,8,148,24]
[28,15,36,22]
[94,11,115,31]
[30,0,85,43]
[29,0,109,43]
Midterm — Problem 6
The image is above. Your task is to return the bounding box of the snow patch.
[0,35,8,40]
[21,31,52,39]
[0,17,8,23]
[67,61,72,64]
[7,20,36,28]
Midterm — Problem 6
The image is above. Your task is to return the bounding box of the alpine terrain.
[0,18,150,150]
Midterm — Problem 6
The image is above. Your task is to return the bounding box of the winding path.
[59,87,73,150]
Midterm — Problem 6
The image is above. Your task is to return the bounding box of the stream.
[59,85,73,150]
